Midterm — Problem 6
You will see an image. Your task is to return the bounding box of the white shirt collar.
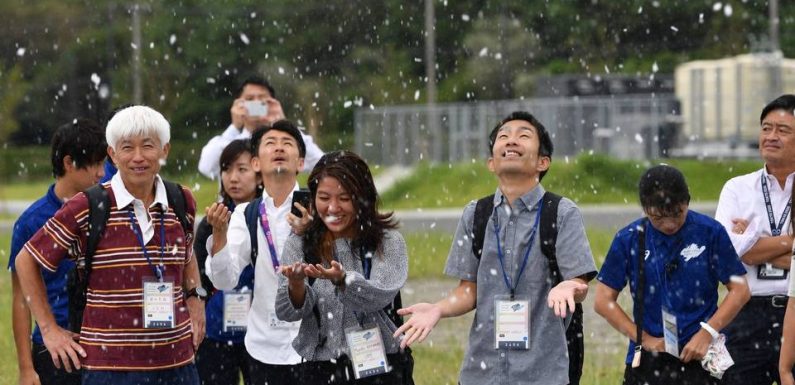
[761,165,795,189]
[110,172,169,210]
[262,181,300,209]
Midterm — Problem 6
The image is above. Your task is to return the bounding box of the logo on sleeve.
[680,244,706,262]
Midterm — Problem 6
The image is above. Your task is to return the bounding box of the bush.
[0,146,52,180]
[0,141,208,182]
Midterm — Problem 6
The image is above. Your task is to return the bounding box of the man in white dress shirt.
[198,76,323,179]
[715,94,795,385]
[204,120,307,385]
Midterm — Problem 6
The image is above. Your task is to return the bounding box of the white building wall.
[675,52,795,144]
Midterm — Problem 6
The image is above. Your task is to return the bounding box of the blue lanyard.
[493,198,543,299]
[331,243,368,274]
[128,207,166,281]
[334,243,372,326]
[258,200,281,272]
[359,245,372,279]
[761,176,791,236]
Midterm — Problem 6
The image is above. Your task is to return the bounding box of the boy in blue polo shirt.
[594,165,750,385]
[9,118,106,385]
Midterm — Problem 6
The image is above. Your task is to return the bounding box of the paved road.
[0,200,718,234]
[394,202,717,234]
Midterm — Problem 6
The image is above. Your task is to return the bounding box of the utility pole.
[770,0,780,53]
[424,0,439,161]
[768,0,782,99]
[424,0,436,106]
[131,3,142,104]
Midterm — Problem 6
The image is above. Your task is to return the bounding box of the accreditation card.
[223,291,252,332]
[662,308,679,357]
[143,279,175,329]
[345,326,390,379]
[758,263,787,280]
[494,295,530,350]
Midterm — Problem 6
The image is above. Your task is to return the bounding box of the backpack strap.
[69,184,111,332]
[163,180,190,232]
[471,194,495,259]
[539,192,563,283]
[244,197,262,267]
[85,184,111,280]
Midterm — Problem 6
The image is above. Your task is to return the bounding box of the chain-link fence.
[354,95,680,166]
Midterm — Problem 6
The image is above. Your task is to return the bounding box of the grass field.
[380,154,760,209]
[0,233,16,384]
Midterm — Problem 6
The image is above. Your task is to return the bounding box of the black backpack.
[471,192,585,385]
[67,181,190,333]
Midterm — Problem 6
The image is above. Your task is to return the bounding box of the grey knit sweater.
[275,230,408,361]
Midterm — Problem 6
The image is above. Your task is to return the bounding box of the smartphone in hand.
[244,100,268,117]
[291,190,311,217]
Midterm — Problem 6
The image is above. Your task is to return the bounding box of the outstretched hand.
[304,260,346,284]
[280,262,307,282]
[205,202,231,233]
[547,280,588,318]
[393,303,443,349]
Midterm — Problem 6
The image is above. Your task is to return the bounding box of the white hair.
[106,105,171,149]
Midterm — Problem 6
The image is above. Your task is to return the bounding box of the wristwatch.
[184,286,208,301]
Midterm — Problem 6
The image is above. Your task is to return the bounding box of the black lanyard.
[493,198,543,300]
[128,207,166,281]
[634,220,648,361]
[647,230,684,311]
[761,176,791,236]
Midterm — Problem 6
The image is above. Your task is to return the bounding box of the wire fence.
[354,95,680,166]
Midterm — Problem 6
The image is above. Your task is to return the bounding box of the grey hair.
[106,105,170,150]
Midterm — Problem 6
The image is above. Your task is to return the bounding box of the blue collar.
[646,210,692,245]
[46,184,63,208]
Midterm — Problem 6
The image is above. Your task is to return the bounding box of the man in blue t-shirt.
[594,165,750,385]
[10,118,106,385]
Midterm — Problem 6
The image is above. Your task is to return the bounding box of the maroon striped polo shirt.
[24,181,197,371]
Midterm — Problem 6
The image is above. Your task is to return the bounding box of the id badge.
[268,311,289,329]
[662,308,679,357]
[345,325,390,379]
[222,291,251,332]
[143,279,174,329]
[757,263,788,280]
[494,295,530,350]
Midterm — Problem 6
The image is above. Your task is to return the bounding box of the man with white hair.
[15,105,205,385]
